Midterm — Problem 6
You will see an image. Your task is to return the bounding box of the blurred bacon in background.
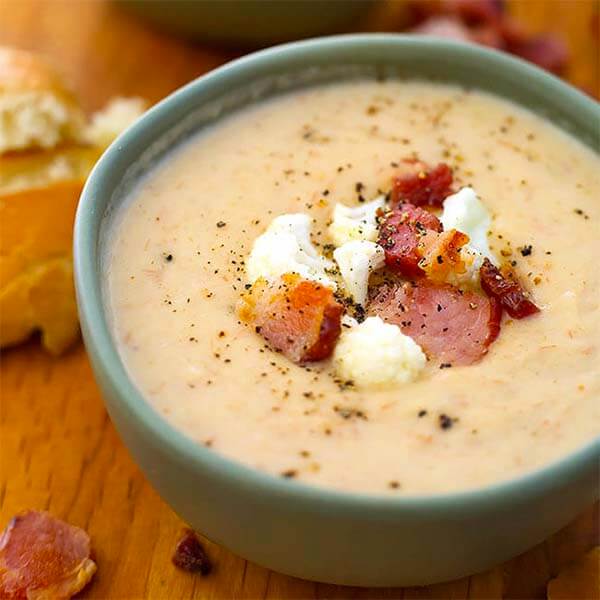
[406,0,569,74]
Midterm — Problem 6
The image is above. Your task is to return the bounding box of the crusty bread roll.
[0,46,85,153]
[0,46,147,354]
[0,181,83,354]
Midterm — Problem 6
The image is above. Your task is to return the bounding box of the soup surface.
[107,80,599,494]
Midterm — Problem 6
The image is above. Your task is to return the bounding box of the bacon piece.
[172,529,212,576]
[443,0,504,26]
[407,1,569,75]
[412,16,474,41]
[0,510,96,599]
[378,204,443,277]
[479,258,540,319]
[238,273,343,363]
[418,228,470,284]
[391,161,454,208]
[506,33,569,75]
[369,280,501,365]
[408,0,504,26]
[412,16,504,48]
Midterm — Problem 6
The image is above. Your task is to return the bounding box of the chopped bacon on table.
[480,258,540,319]
[407,0,569,75]
[0,510,96,600]
[238,273,344,364]
[369,279,502,366]
[390,161,454,209]
[172,529,212,576]
[504,32,569,75]
[378,203,444,277]
[408,0,504,26]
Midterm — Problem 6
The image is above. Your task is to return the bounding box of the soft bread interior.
[0,91,83,152]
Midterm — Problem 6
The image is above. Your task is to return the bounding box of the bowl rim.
[74,33,600,512]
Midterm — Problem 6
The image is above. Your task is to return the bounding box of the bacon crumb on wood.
[172,529,212,576]
[407,0,569,74]
[0,510,96,600]
[390,161,454,209]
[369,279,501,365]
[480,258,540,319]
[238,273,343,363]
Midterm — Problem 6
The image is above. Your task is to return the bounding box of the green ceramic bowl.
[74,35,600,587]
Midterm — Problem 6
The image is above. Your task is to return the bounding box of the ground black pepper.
[439,414,456,430]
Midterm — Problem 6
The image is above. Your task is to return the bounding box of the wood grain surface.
[1,1,598,598]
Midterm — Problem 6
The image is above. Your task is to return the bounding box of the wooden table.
[1,2,598,598]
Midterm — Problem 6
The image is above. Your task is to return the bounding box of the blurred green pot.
[119,0,379,47]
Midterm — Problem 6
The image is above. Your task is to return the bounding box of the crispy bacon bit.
[369,280,501,365]
[238,273,343,363]
[418,228,470,283]
[378,204,443,277]
[172,529,212,576]
[390,161,454,208]
[0,510,96,599]
[480,258,540,319]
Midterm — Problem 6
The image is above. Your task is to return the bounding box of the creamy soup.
[106,81,599,495]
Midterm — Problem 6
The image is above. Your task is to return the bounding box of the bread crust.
[0,180,84,354]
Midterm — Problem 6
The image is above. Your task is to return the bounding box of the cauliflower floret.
[440,187,499,286]
[341,314,359,328]
[333,316,427,388]
[246,213,335,288]
[333,240,385,306]
[441,187,496,262]
[328,195,385,247]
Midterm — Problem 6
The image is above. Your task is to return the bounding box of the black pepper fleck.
[439,414,455,430]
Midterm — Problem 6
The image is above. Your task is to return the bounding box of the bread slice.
[0,180,85,354]
[0,46,85,153]
[0,45,147,354]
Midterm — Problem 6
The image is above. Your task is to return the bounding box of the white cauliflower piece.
[341,314,359,329]
[328,195,385,247]
[441,187,496,262]
[440,187,498,286]
[333,240,385,306]
[246,213,335,288]
[333,316,427,388]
